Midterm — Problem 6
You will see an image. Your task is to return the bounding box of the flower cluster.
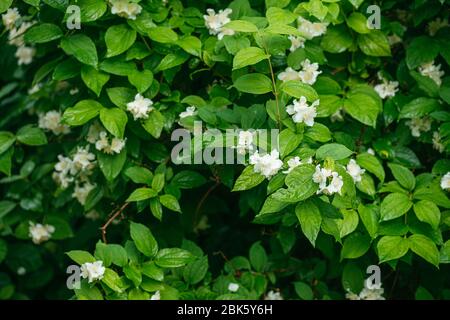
[80,261,106,283]
[419,61,445,86]
[346,159,365,183]
[127,94,154,120]
[203,8,235,40]
[2,8,35,65]
[264,290,283,300]
[297,17,328,39]
[38,110,71,136]
[28,222,55,245]
[250,150,283,179]
[180,106,197,119]
[109,0,142,20]
[405,117,432,137]
[346,283,385,300]
[86,122,126,155]
[374,73,399,99]
[312,165,344,195]
[288,35,305,52]
[432,132,445,153]
[441,172,450,191]
[278,59,322,85]
[286,96,319,126]
[236,130,254,155]
[283,156,312,174]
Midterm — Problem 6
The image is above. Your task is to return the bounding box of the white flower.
[95,131,126,154]
[28,83,42,95]
[313,164,332,191]
[441,172,450,191]
[80,261,105,283]
[249,149,283,179]
[419,61,445,86]
[53,155,75,189]
[288,35,305,52]
[330,109,344,123]
[86,122,103,144]
[428,18,448,36]
[85,210,100,221]
[180,106,197,119]
[236,130,254,155]
[72,181,96,205]
[388,34,402,46]
[109,0,142,20]
[8,21,34,46]
[406,118,432,137]
[38,110,70,135]
[346,282,385,300]
[283,156,312,174]
[346,159,365,183]
[367,148,375,155]
[297,17,328,40]
[228,282,239,292]
[313,164,343,195]
[432,132,445,153]
[286,96,319,126]
[278,67,301,82]
[127,94,154,120]
[299,59,322,85]
[265,290,283,300]
[17,267,26,276]
[2,8,20,30]
[324,172,344,195]
[29,222,55,244]
[150,291,161,300]
[204,8,235,40]
[15,46,35,65]
[374,80,399,99]
[73,146,96,171]
[69,88,79,95]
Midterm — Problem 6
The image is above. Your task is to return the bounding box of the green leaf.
[176,36,202,57]
[156,52,189,72]
[155,248,194,268]
[316,143,353,160]
[159,194,181,213]
[97,148,127,181]
[16,126,47,146]
[295,200,322,247]
[223,20,258,33]
[81,66,110,97]
[344,89,381,127]
[126,188,158,202]
[0,0,13,13]
[183,256,208,285]
[408,234,439,267]
[99,108,128,139]
[148,27,178,43]
[76,0,107,22]
[233,47,269,70]
[0,147,14,176]
[0,239,7,264]
[356,153,385,181]
[377,236,409,263]
[124,264,142,287]
[279,128,302,158]
[105,24,136,58]
[171,171,206,189]
[128,69,153,93]
[234,73,273,94]
[60,34,98,67]
[66,250,96,265]
[413,200,441,229]
[280,81,319,101]
[142,262,164,281]
[294,282,314,300]
[249,242,268,272]
[358,203,379,239]
[380,193,413,221]
[406,36,440,69]
[107,87,136,109]
[149,197,163,221]
[125,166,153,185]
[142,110,165,139]
[346,12,370,34]
[130,222,158,258]
[357,31,391,57]
[24,23,62,43]
[62,100,103,126]
[387,163,416,191]
[101,268,124,292]
[399,98,440,119]
[321,25,353,53]
[232,165,265,191]
[0,132,15,155]
[341,233,371,260]
[95,243,127,267]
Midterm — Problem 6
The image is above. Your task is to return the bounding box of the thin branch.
[101,202,130,244]
[193,178,220,228]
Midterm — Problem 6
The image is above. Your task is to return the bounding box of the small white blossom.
[249,150,283,179]
[2,8,20,30]
[17,267,26,276]
[109,0,142,20]
[374,80,399,99]
[278,67,301,82]
[236,130,254,155]
[95,131,126,154]
[265,290,283,300]
[346,282,385,300]
[283,156,312,174]
[367,148,375,155]
[8,21,34,46]
[297,17,328,40]
[324,172,344,195]
[313,164,332,190]
[419,61,445,86]
[432,132,445,153]
[441,172,450,191]
[313,164,343,195]
[29,222,55,244]
[85,210,100,221]
[15,46,35,65]
[69,87,79,95]
[228,282,239,292]
[330,109,344,123]
[150,291,161,300]
[28,83,42,95]
[428,18,448,36]
[180,106,197,119]
[388,34,402,46]
[346,159,365,183]
[80,261,105,283]
[286,96,319,126]
[73,146,96,171]
[86,122,103,144]
[299,59,322,85]
[127,94,154,120]
[38,110,70,135]
[72,181,96,205]
[203,8,235,40]
[53,155,75,188]
[406,117,432,137]
[288,35,305,52]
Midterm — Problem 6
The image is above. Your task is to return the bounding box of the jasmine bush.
[0,0,449,300]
